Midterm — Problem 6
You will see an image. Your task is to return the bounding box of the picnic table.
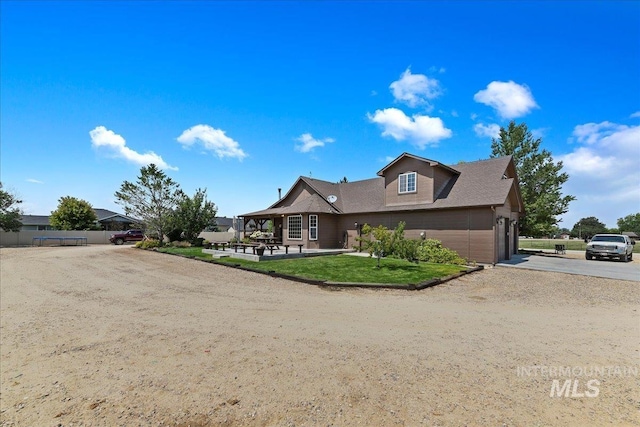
[32,236,88,246]
[254,236,282,249]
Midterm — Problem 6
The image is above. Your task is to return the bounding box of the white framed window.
[309,215,318,240]
[398,172,417,194]
[287,215,302,240]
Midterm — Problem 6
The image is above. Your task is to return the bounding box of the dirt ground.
[1,245,638,426]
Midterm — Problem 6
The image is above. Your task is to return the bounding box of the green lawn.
[216,254,466,284]
[156,246,213,260]
[518,238,640,253]
[156,247,466,284]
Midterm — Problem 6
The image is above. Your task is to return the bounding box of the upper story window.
[398,172,417,194]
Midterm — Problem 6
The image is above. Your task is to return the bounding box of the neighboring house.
[560,233,571,240]
[241,153,524,264]
[18,215,56,231]
[622,231,638,242]
[214,217,244,233]
[19,209,140,231]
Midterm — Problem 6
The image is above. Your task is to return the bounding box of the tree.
[491,121,575,237]
[338,176,348,184]
[115,164,182,244]
[170,188,218,243]
[617,213,640,234]
[571,217,607,239]
[50,196,98,230]
[0,183,23,232]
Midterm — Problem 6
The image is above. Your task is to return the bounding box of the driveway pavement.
[497,252,640,282]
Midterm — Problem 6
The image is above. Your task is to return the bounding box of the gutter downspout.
[491,206,497,265]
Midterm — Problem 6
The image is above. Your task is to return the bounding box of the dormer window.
[398,172,417,194]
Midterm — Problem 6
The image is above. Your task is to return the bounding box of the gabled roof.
[377,152,460,176]
[215,217,244,229]
[93,208,139,223]
[242,154,521,216]
[19,215,51,226]
[20,209,139,225]
[244,193,340,217]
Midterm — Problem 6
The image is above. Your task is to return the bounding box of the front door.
[274,217,283,241]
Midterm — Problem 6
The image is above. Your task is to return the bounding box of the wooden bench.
[232,243,259,253]
[555,244,566,254]
[212,242,228,251]
[282,244,304,254]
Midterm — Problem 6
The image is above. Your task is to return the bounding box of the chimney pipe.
[278,188,282,200]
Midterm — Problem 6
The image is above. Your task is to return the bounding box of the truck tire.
[115,238,124,245]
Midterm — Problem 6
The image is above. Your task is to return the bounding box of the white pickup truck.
[585,234,635,262]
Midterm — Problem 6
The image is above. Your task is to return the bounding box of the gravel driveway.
[1,245,638,426]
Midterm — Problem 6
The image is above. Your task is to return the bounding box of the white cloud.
[26,178,44,184]
[389,68,442,108]
[630,111,640,118]
[177,124,247,160]
[473,80,539,119]
[557,121,640,228]
[368,108,452,148]
[294,133,334,153]
[473,123,500,139]
[90,126,177,170]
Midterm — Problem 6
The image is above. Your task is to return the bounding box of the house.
[214,217,244,233]
[18,215,56,231]
[20,208,139,231]
[241,153,524,264]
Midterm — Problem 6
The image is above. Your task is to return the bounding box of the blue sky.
[1,1,638,229]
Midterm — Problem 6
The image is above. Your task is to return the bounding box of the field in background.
[518,238,640,253]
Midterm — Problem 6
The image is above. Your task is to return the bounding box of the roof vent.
[327,195,338,203]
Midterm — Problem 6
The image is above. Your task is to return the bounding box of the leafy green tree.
[115,164,182,244]
[50,196,98,230]
[571,217,607,239]
[171,188,217,243]
[491,121,575,237]
[617,213,640,234]
[0,183,23,232]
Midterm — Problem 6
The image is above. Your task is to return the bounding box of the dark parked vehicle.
[109,229,144,245]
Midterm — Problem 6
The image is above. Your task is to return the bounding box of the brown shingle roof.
[242,154,518,216]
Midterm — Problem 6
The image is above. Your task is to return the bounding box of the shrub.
[416,239,466,265]
[171,240,191,248]
[192,237,205,247]
[135,239,161,249]
[356,222,466,265]
[167,228,184,242]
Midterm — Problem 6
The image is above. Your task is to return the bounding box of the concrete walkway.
[497,252,640,282]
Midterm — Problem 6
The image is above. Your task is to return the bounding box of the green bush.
[416,239,466,265]
[192,237,205,247]
[171,240,191,248]
[356,222,466,265]
[166,228,184,242]
[136,239,161,249]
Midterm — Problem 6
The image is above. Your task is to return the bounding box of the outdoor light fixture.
[496,216,504,224]
[511,219,518,226]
